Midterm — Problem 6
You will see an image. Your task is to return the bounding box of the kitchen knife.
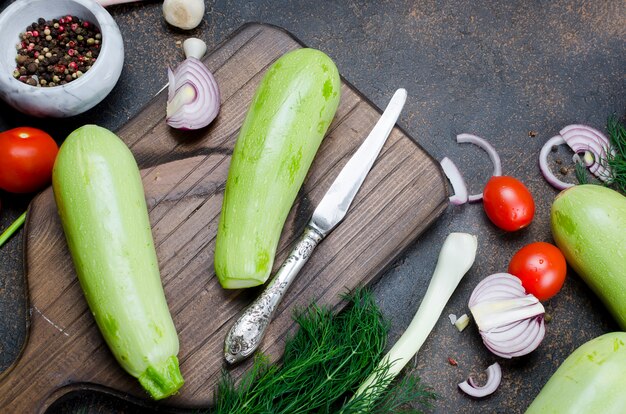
[224,88,407,364]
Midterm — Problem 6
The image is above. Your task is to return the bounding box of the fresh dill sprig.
[575,161,588,185]
[212,288,436,414]
[606,115,626,193]
[336,363,436,414]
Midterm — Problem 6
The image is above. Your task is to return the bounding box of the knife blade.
[224,88,407,364]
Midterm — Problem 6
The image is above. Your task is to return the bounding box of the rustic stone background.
[0,0,624,412]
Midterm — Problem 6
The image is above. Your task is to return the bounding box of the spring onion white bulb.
[352,232,478,405]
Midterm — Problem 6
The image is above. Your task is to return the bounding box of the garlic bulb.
[162,0,205,30]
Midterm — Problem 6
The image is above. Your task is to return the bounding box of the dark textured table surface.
[0,1,624,413]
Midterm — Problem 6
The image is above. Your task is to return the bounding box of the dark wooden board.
[0,24,447,412]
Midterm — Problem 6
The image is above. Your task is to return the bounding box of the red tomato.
[0,127,58,193]
[508,242,567,301]
[482,176,535,231]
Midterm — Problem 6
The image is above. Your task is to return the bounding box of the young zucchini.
[52,125,183,399]
[526,332,626,413]
[551,184,626,329]
[214,48,341,289]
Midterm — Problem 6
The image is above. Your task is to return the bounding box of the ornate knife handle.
[224,225,324,364]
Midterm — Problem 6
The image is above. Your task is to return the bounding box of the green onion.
[348,233,477,410]
[0,211,26,249]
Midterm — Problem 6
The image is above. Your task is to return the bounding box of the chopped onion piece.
[440,157,469,205]
[456,134,502,202]
[454,314,470,332]
[539,135,575,190]
[448,313,458,325]
[166,57,220,130]
[468,273,545,358]
[458,362,502,398]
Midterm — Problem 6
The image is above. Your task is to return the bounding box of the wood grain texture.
[0,24,447,412]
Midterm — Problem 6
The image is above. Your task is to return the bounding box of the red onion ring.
[440,157,469,205]
[539,135,575,190]
[456,134,502,202]
[539,125,614,189]
[560,125,613,181]
[166,57,220,130]
[458,362,502,398]
[469,273,545,358]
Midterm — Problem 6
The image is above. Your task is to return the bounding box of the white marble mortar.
[0,0,124,117]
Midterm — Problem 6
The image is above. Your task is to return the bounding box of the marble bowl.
[0,0,124,117]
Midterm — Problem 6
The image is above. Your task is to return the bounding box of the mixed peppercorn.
[13,15,101,87]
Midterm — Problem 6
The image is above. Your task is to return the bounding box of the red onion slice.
[486,318,539,351]
[560,125,613,181]
[440,157,469,205]
[468,273,545,358]
[166,57,220,130]
[509,317,545,357]
[539,135,575,190]
[473,288,526,304]
[483,319,525,334]
[539,125,614,189]
[458,362,502,398]
[468,273,525,307]
[456,134,502,202]
[483,319,531,342]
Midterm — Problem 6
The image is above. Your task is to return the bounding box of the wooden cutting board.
[0,23,447,412]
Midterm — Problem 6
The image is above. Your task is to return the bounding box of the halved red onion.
[469,273,545,359]
[458,362,502,398]
[440,157,469,205]
[456,134,502,202]
[166,57,220,130]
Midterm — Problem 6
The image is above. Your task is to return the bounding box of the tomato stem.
[0,211,26,249]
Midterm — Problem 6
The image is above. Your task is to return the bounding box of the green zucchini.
[526,332,626,413]
[52,125,183,399]
[551,184,626,329]
[214,48,341,289]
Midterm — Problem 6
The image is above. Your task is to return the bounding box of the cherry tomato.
[508,242,567,301]
[0,127,58,193]
[482,176,535,231]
